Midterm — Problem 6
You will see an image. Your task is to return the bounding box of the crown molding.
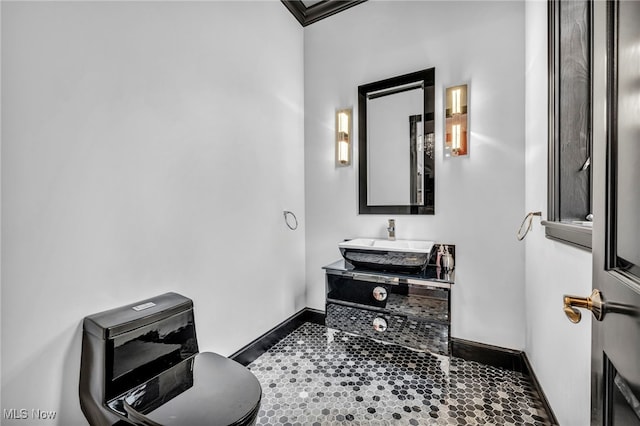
[281,0,367,27]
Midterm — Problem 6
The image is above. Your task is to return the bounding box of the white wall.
[304,1,527,350]
[524,2,592,425]
[1,2,304,425]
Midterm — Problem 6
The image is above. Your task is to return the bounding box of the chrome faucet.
[387,219,396,240]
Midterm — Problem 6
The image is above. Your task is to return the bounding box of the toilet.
[79,292,262,426]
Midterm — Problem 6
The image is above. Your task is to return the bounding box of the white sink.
[338,238,435,273]
[339,238,434,253]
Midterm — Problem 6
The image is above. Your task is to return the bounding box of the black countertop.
[323,259,454,288]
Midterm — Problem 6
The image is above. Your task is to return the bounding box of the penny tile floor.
[248,322,553,425]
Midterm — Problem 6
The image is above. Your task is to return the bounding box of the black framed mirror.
[358,68,435,214]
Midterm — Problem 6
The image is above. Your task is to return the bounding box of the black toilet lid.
[119,352,262,426]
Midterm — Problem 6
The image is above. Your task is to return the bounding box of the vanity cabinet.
[323,260,453,356]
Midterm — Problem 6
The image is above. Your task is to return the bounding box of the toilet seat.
[111,352,261,426]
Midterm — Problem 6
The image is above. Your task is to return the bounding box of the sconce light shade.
[445,84,469,157]
[336,108,352,166]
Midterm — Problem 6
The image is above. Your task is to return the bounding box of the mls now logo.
[3,408,57,420]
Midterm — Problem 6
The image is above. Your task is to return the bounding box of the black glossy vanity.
[323,259,454,356]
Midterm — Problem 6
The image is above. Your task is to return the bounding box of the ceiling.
[281,0,367,27]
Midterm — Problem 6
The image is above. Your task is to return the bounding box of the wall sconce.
[445,84,469,157]
[336,108,352,166]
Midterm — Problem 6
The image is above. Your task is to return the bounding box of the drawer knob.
[373,286,388,301]
[372,317,388,332]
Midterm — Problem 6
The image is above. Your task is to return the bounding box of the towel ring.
[283,211,298,231]
[517,211,542,241]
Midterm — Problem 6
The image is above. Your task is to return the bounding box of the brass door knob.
[563,289,605,323]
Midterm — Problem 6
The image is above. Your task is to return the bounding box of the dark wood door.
[590,1,640,424]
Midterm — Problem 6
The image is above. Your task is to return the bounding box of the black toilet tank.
[79,292,200,425]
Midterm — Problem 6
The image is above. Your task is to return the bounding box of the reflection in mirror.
[445,84,469,157]
[358,68,435,214]
[367,87,422,205]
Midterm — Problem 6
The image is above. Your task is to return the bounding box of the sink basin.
[338,238,435,273]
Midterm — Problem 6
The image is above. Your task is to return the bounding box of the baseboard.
[521,352,559,425]
[229,307,325,366]
[451,337,527,373]
[451,337,558,425]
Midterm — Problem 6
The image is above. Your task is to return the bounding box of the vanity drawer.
[326,303,450,356]
[326,274,449,323]
[326,274,390,308]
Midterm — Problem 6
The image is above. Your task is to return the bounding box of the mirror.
[358,68,435,214]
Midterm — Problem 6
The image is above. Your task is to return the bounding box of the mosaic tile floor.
[248,322,552,426]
